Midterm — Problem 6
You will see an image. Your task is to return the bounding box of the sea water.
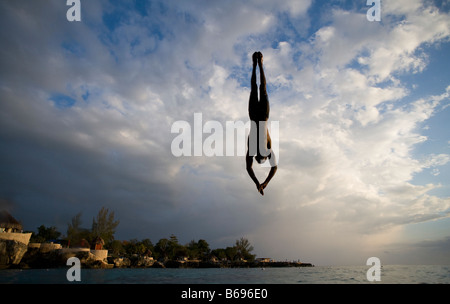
[0,265,449,284]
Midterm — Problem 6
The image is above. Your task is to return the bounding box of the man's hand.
[257,183,265,195]
[259,182,269,195]
[256,183,264,195]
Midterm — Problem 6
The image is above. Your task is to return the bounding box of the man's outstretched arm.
[261,165,277,191]
[261,152,277,191]
[246,155,264,195]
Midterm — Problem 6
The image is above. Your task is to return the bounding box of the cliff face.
[0,232,32,268]
[0,239,29,267]
[19,247,112,269]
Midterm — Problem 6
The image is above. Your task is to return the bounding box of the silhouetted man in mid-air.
[246,52,277,195]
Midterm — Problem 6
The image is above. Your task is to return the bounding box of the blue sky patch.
[61,41,86,57]
[49,93,77,109]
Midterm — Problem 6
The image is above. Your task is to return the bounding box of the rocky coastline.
[12,248,313,270]
[1,237,314,270]
[108,257,314,269]
[1,211,314,271]
[0,239,29,267]
[0,233,32,269]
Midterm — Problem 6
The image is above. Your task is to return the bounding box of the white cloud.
[239,1,450,264]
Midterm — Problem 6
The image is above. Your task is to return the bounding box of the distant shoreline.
[143,260,315,269]
[12,258,314,270]
[10,248,314,270]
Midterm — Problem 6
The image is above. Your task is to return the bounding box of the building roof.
[0,210,23,230]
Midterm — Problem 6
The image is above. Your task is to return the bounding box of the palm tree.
[91,207,120,244]
[235,237,255,261]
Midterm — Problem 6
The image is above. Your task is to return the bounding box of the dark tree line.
[28,208,256,262]
[109,235,255,262]
[29,207,119,248]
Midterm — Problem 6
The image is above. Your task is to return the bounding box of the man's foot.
[257,52,263,66]
[252,52,258,67]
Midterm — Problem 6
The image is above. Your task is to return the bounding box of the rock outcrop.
[0,239,29,267]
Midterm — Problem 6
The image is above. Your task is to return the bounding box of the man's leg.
[258,52,270,120]
[248,52,259,121]
[248,52,260,157]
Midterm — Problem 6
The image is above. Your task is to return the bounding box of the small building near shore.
[91,236,104,250]
[0,210,23,233]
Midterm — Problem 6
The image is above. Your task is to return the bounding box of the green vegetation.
[65,207,119,247]
[30,225,61,243]
[28,207,256,263]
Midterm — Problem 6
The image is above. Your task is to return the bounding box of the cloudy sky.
[1,0,450,266]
